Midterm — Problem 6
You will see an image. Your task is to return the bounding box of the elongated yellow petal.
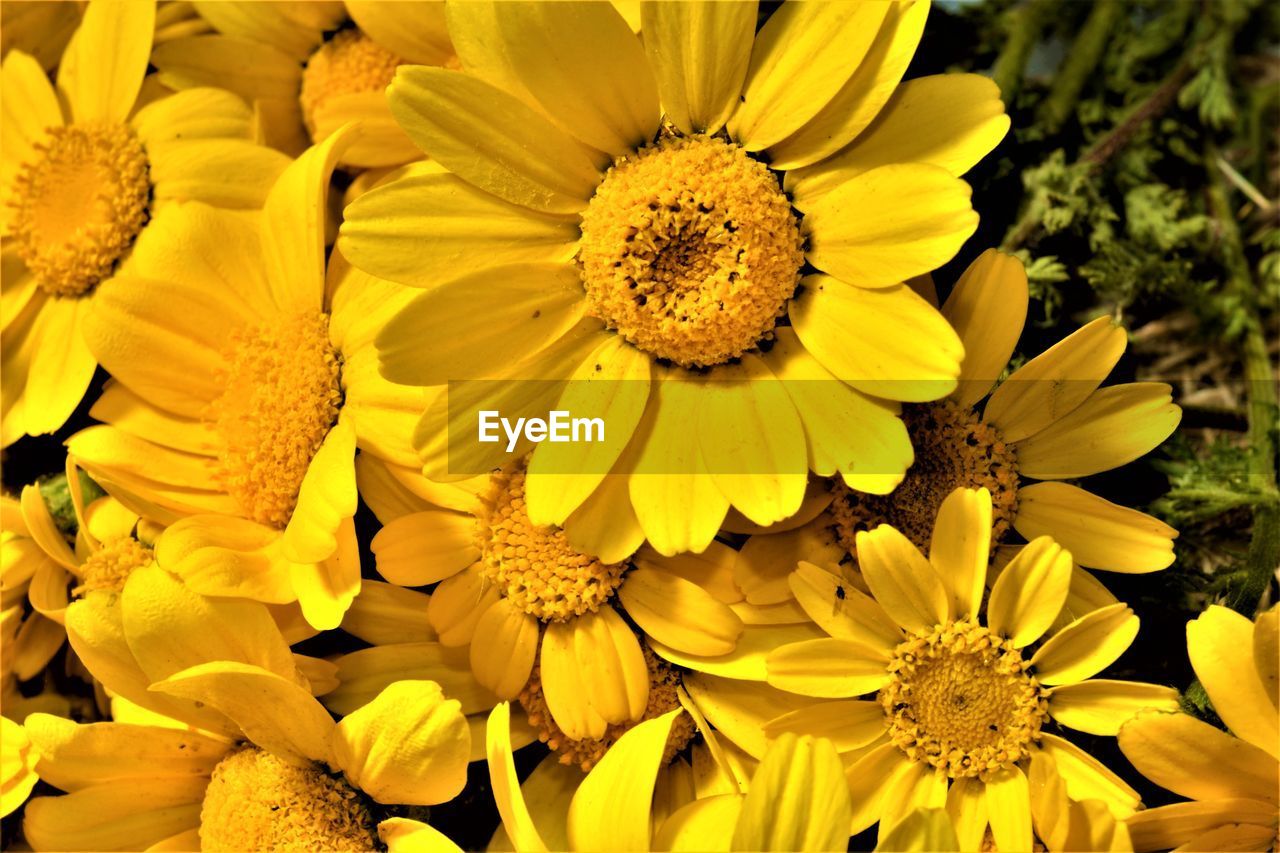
[1048,680,1179,735]
[289,516,362,631]
[855,525,949,633]
[735,520,844,606]
[1031,603,1139,686]
[945,776,987,853]
[846,743,911,835]
[732,733,851,851]
[282,419,357,565]
[426,566,500,647]
[877,760,947,844]
[1126,798,1276,852]
[562,470,647,565]
[1187,606,1280,758]
[347,1,453,65]
[2,717,40,818]
[469,599,539,700]
[655,623,826,683]
[619,568,743,656]
[1014,482,1177,573]
[2,50,62,169]
[788,562,903,654]
[486,703,550,852]
[326,642,493,717]
[984,766,1031,853]
[766,637,891,698]
[1037,735,1140,817]
[986,536,1072,648]
[877,807,960,852]
[941,250,1027,409]
[685,673,814,760]
[762,700,885,753]
[371,509,479,587]
[1119,710,1278,804]
[929,487,992,622]
[58,0,154,122]
[23,778,205,852]
[377,818,464,853]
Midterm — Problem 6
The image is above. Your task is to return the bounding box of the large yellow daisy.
[64,126,425,628]
[32,560,469,850]
[1119,605,1279,852]
[758,487,1178,848]
[151,0,454,168]
[339,0,1011,558]
[0,0,291,446]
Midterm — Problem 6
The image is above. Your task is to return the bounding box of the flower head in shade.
[28,562,470,852]
[1,0,290,445]
[759,487,1179,848]
[65,126,423,629]
[151,0,456,168]
[339,0,1012,558]
[1119,605,1279,852]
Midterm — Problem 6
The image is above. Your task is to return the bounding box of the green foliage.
[1152,435,1260,527]
[37,470,105,536]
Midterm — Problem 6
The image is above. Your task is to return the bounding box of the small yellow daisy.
[339,0,1012,558]
[1,0,291,445]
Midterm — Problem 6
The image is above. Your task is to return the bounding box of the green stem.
[1035,0,1123,133]
[991,0,1053,103]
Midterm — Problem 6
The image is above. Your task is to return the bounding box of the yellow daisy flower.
[28,560,469,850]
[355,455,755,769]
[151,0,455,168]
[1119,605,1279,852]
[339,0,1012,558]
[759,487,1179,848]
[828,247,1183,574]
[0,714,39,819]
[64,126,424,629]
[0,0,292,446]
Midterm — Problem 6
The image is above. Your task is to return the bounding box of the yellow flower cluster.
[0,2,1271,853]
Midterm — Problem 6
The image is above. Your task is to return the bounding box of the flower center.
[299,29,402,140]
[476,465,625,622]
[578,133,805,368]
[209,312,342,529]
[881,620,1048,779]
[830,401,1019,555]
[199,748,377,852]
[73,537,153,596]
[519,642,695,772]
[9,123,150,297]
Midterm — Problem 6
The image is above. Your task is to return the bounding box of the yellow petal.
[152,660,336,764]
[332,680,470,805]
[58,0,154,122]
[22,778,205,852]
[619,567,743,656]
[347,1,452,65]
[1036,734,1140,817]
[788,71,1008,205]
[945,776,988,853]
[338,164,578,290]
[190,1,337,59]
[449,1,658,158]
[486,702,550,852]
[147,138,290,211]
[766,637,891,698]
[694,356,808,527]
[151,34,302,101]
[983,316,1127,443]
[378,818,464,853]
[574,607,649,723]
[986,536,1073,648]
[566,709,681,851]
[878,807,961,853]
[685,672,821,760]
[636,541,741,605]
[129,85,253,145]
[1254,607,1278,710]
[1030,603,1139,686]
[802,165,978,289]
[1050,563,1121,634]
[426,565,500,647]
[983,766,1032,853]
[19,484,76,569]
[654,622,826,683]
[387,67,601,214]
[639,1,753,135]
[1048,680,1179,735]
[1,716,39,818]
[929,487,992,622]
[788,561,903,655]
[1015,383,1182,479]
[469,599,539,700]
[728,2,889,152]
[941,250,1028,409]
[1187,606,1280,758]
[340,581,435,646]
[877,760,948,843]
[525,335,652,526]
[539,619,610,741]
[762,700,886,753]
[371,509,478,587]
[21,295,97,438]
[790,275,963,403]
[732,733,852,851]
[1014,482,1177,573]
[1,50,62,167]
[652,794,741,852]
[282,419,358,565]
[327,642,495,717]
[846,743,911,835]
[152,515,296,605]
[735,519,844,606]
[289,516,362,631]
[562,470,647,565]
[1126,799,1277,853]
[855,524,949,633]
[1118,710,1278,805]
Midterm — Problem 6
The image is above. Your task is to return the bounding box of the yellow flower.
[0,0,291,446]
[750,487,1178,848]
[339,0,1011,558]
[352,456,752,770]
[1119,605,1279,852]
[32,561,469,851]
[825,248,1183,575]
[151,0,455,168]
[1,715,39,818]
[64,125,422,629]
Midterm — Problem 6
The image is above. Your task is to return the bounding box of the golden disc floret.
[73,537,152,596]
[881,620,1049,779]
[199,748,377,852]
[579,133,804,368]
[209,312,342,529]
[476,465,625,622]
[519,642,695,772]
[831,401,1019,555]
[299,29,401,139]
[9,123,150,297]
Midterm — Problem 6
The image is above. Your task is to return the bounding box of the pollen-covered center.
[578,133,805,368]
[300,29,402,140]
[830,401,1019,555]
[519,642,696,772]
[209,312,342,529]
[73,537,152,596]
[881,620,1048,779]
[476,465,625,622]
[9,123,149,297]
[200,748,377,852]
